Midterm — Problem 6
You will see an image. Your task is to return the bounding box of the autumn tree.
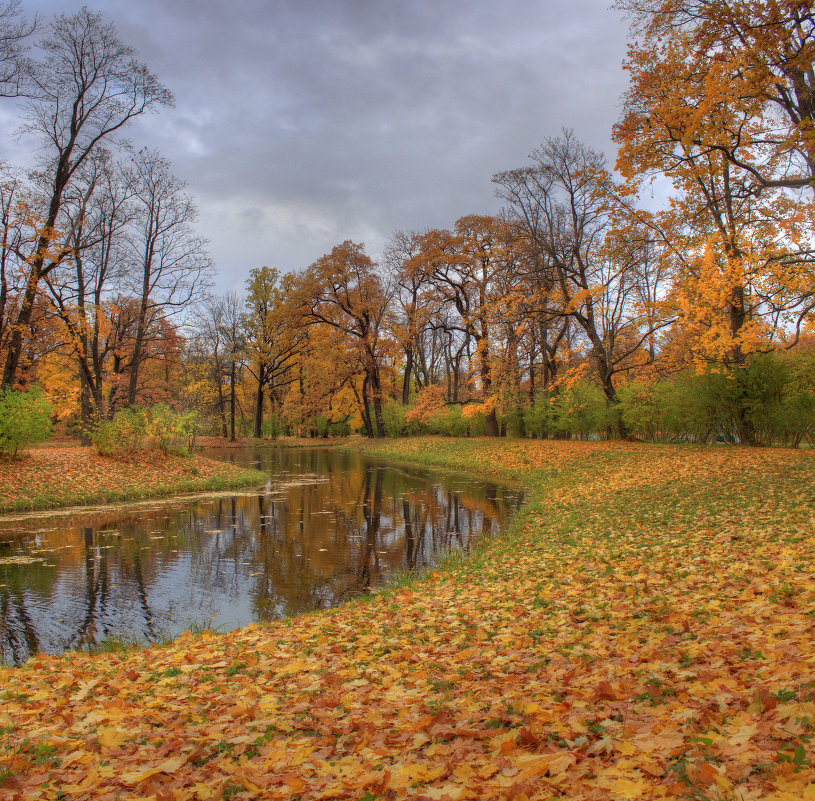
[244,266,301,438]
[383,229,439,405]
[616,0,815,194]
[615,0,815,362]
[1,8,172,389]
[494,133,671,430]
[220,292,245,441]
[406,216,520,436]
[42,152,134,429]
[299,241,393,438]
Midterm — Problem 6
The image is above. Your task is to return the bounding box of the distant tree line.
[2,1,815,447]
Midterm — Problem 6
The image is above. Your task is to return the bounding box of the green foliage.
[429,405,487,437]
[616,351,815,445]
[381,400,408,437]
[503,405,526,438]
[0,386,53,456]
[382,400,430,437]
[313,415,351,437]
[551,381,614,438]
[90,406,147,456]
[314,416,330,437]
[261,414,281,440]
[525,383,615,439]
[617,379,692,441]
[147,404,199,455]
[525,396,556,438]
[91,404,199,456]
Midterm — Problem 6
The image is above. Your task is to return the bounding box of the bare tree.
[124,148,211,406]
[383,229,434,405]
[1,7,172,389]
[0,0,35,97]
[43,152,134,428]
[193,292,245,438]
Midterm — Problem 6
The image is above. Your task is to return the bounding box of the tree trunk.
[600,372,625,439]
[216,369,228,438]
[1,271,39,388]
[360,375,374,438]
[371,369,386,438]
[1,170,67,389]
[127,281,152,407]
[401,347,413,406]
[229,360,236,441]
[254,381,264,438]
[79,375,92,445]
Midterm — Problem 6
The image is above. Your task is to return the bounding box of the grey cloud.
[17,0,630,289]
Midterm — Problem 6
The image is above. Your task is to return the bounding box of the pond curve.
[0,446,523,664]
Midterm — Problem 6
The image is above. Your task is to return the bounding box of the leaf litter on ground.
[1,438,814,800]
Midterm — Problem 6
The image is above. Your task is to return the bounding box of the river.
[0,446,522,664]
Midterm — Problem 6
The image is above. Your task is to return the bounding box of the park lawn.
[0,446,267,513]
[1,437,814,800]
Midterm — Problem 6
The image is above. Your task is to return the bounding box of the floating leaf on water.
[0,555,45,565]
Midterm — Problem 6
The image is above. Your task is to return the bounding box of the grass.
[2,437,814,800]
[0,469,268,513]
[0,447,267,514]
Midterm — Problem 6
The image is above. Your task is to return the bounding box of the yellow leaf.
[547,752,576,775]
[424,784,467,800]
[612,778,649,799]
[97,727,129,749]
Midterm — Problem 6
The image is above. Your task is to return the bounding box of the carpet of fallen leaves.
[2,438,815,800]
[0,447,264,513]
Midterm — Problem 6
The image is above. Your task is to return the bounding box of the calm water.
[0,447,522,663]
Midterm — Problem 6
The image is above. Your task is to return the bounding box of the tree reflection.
[0,447,522,663]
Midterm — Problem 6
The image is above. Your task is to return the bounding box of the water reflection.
[0,447,522,663]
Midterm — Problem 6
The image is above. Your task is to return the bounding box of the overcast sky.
[0,0,630,292]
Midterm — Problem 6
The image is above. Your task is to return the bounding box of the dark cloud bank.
[2,0,629,291]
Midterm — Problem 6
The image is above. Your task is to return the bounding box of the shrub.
[525,395,556,438]
[0,386,53,456]
[147,404,199,455]
[435,404,487,436]
[551,381,614,438]
[90,406,147,456]
[618,379,692,441]
[260,414,282,440]
[382,400,409,437]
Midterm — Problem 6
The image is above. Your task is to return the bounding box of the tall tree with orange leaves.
[298,241,393,438]
[616,0,815,194]
[407,216,517,437]
[614,0,815,366]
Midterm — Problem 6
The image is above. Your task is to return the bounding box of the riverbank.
[2,438,814,799]
[196,434,358,449]
[0,446,267,513]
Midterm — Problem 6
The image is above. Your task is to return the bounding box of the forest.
[1,1,815,451]
[3,4,815,801]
